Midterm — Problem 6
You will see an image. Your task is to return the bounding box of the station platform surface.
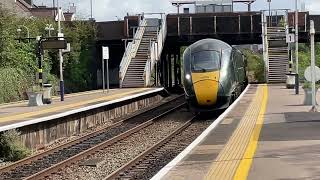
[155,84,320,180]
[0,88,163,132]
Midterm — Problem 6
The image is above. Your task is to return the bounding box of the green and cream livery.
[183,39,248,112]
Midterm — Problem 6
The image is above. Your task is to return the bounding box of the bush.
[243,49,265,83]
[0,68,31,103]
[0,130,31,161]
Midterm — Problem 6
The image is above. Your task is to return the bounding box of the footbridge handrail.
[119,18,147,88]
[144,15,167,87]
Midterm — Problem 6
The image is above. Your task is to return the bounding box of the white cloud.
[305,0,320,14]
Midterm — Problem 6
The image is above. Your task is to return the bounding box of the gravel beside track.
[111,118,215,180]
[49,109,193,180]
[0,96,184,180]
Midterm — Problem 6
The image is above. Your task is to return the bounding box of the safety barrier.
[144,15,167,87]
[119,18,147,88]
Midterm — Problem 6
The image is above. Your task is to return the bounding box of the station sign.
[103,46,109,60]
[286,34,295,43]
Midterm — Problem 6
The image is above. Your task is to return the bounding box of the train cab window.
[192,51,220,72]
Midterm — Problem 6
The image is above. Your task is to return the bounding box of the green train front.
[183,39,247,111]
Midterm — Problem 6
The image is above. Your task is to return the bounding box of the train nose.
[192,71,220,106]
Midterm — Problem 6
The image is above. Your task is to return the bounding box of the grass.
[0,130,31,162]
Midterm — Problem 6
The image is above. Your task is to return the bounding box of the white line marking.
[0,88,164,132]
[151,85,251,180]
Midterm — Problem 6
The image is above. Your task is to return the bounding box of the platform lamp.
[45,24,55,37]
[17,25,30,42]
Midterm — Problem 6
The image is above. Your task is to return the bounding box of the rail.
[144,15,167,87]
[119,18,147,88]
[104,116,195,180]
[0,95,185,180]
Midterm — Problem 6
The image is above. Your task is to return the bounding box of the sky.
[33,0,320,22]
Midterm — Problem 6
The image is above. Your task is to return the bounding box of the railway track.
[104,117,214,180]
[0,95,185,180]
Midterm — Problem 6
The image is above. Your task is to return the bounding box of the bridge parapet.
[167,12,262,36]
[164,12,320,44]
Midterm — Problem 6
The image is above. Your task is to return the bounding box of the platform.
[154,84,320,180]
[0,88,163,133]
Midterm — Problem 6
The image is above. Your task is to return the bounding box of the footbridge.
[96,11,320,88]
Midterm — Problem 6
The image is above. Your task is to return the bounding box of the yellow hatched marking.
[204,85,267,180]
[233,85,269,180]
[0,88,148,123]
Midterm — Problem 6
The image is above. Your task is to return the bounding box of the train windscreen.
[192,51,220,72]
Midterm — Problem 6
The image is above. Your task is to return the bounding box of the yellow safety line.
[0,89,110,109]
[0,88,148,123]
[204,84,268,180]
[233,84,268,180]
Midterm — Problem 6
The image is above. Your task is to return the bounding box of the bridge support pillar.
[178,51,181,86]
[168,53,173,88]
[174,53,178,87]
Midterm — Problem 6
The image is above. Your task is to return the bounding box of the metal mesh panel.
[240,16,251,33]
[167,17,178,36]
[310,15,320,32]
[216,16,239,34]
[192,17,214,35]
[252,15,262,33]
[180,17,190,35]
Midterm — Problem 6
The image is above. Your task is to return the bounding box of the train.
[182,39,248,112]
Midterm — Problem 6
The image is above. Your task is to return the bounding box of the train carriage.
[183,39,248,112]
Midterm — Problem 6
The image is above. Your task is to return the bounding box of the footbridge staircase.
[119,17,166,88]
[262,10,290,83]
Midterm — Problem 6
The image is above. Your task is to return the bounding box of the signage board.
[286,33,295,43]
[304,66,320,82]
[103,46,109,60]
[41,40,67,50]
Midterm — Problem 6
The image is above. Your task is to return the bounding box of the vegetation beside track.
[0,130,30,162]
[0,7,96,103]
[242,49,265,83]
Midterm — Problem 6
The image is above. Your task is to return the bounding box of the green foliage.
[297,43,320,79]
[243,49,265,83]
[0,68,30,103]
[302,82,320,89]
[0,6,96,103]
[0,130,31,161]
[63,21,96,93]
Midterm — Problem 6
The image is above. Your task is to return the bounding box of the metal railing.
[144,15,167,87]
[119,18,147,88]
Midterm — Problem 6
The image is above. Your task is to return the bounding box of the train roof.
[187,39,232,53]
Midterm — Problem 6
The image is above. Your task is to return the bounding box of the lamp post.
[295,0,299,94]
[45,24,54,37]
[267,0,271,26]
[57,0,64,101]
[295,0,299,75]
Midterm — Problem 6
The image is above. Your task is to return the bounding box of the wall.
[17,93,163,149]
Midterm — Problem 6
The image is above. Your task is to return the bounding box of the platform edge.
[151,84,251,180]
[0,88,164,133]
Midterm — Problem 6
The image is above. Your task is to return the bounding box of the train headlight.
[185,74,191,80]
